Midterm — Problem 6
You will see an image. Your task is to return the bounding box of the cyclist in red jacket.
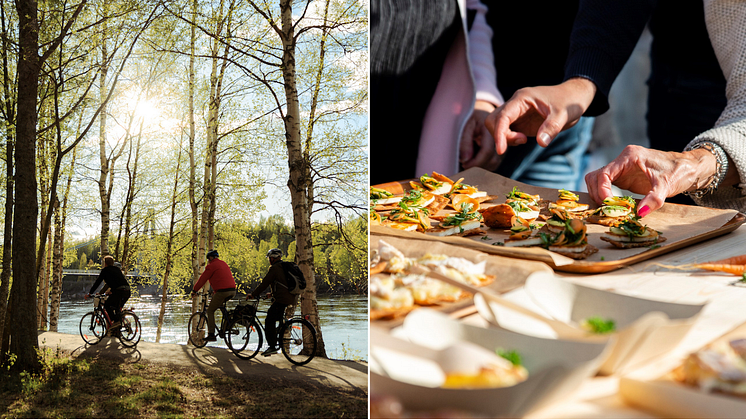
[191,250,236,342]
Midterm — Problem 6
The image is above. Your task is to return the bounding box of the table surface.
[372,216,746,418]
[490,221,746,418]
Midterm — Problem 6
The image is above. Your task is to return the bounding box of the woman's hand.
[585,145,717,216]
[460,100,503,170]
[484,78,596,154]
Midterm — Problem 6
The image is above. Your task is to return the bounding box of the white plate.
[370,308,612,417]
[476,271,708,375]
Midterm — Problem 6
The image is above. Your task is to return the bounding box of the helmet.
[206,250,219,259]
[266,248,283,259]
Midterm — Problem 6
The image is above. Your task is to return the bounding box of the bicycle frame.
[193,291,232,335]
[236,297,317,364]
[93,294,129,326]
[81,293,141,347]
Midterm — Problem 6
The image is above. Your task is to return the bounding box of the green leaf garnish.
[442,204,482,227]
[581,317,616,334]
[370,187,393,200]
[496,348,523,366]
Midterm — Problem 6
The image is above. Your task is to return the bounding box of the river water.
[56,294,369,361]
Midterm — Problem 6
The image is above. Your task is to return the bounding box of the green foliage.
[77,254,87,271]
[62,215,368,294]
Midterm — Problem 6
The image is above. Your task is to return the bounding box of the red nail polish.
[638,205,651,218]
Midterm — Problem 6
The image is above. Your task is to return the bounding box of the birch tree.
[10,0,86,372]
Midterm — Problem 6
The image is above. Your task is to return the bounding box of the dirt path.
[38,331,368,393]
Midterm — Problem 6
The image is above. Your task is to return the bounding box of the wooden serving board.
[371,168,745,274]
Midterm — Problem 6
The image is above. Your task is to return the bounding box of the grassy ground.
[0,348,368,418]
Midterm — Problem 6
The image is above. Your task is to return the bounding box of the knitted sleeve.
[468,0,503,106]
[563,0,657,116]
[686,0,746,212]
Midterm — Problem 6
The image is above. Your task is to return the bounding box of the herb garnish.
[506,186,537,204]
[581,317,616,334]
[442,204,482,227]
[507,200,533,213]
[419,174,442,191]
[496,348,523,366]
[370,187,393,200]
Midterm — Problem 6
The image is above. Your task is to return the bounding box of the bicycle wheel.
[79,312,106,345]
[226,316,263,360]
[280,318,317,366]
[188,312,208,348]
[118,311,142,347]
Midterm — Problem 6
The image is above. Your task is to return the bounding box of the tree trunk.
[157,137,184,343]
[0,0,14,357]
[188,0,200,311]
[200,0,229,265]
[121,128,142,271]
[36,102,51,330]
[279,0,326,358]
[11,0,41,371]
[49,200,63,332]
[98,17,110,260]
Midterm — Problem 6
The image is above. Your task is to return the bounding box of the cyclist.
[247,248,297,356]
[85,255,130,331]
[191,250,236,342]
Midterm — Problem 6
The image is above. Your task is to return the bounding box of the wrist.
[683,141,727,197]
[564,77,597,108]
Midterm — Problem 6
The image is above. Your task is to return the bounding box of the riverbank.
[56,294,368,361]
[1,332,367,418]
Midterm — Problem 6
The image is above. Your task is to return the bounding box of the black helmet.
[266,248,283,259]
[207,250,219,259]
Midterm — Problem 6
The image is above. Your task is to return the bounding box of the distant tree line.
[64,214,367,295]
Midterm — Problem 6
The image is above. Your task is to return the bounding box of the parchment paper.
[372,167,743,272]
[370,235,552,328]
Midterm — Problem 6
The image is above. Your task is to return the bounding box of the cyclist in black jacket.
[85,255,131,330]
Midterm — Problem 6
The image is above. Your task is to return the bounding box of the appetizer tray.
[619,322,746,418]
[371,167,746,274]
[370,235,552,328]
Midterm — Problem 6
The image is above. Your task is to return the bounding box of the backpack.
[279,261,307,295]
[232,302,256,319]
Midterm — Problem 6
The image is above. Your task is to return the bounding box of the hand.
[484,78,596,154]
[460,100,503,171]
[84,293,90,300]
[584,145,717,216]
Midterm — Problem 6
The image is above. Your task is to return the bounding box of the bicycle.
[79,293,142,347]
[187,291,240,348]
[226,295,318,366]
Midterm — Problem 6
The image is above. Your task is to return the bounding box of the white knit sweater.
[687,0,746,211]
